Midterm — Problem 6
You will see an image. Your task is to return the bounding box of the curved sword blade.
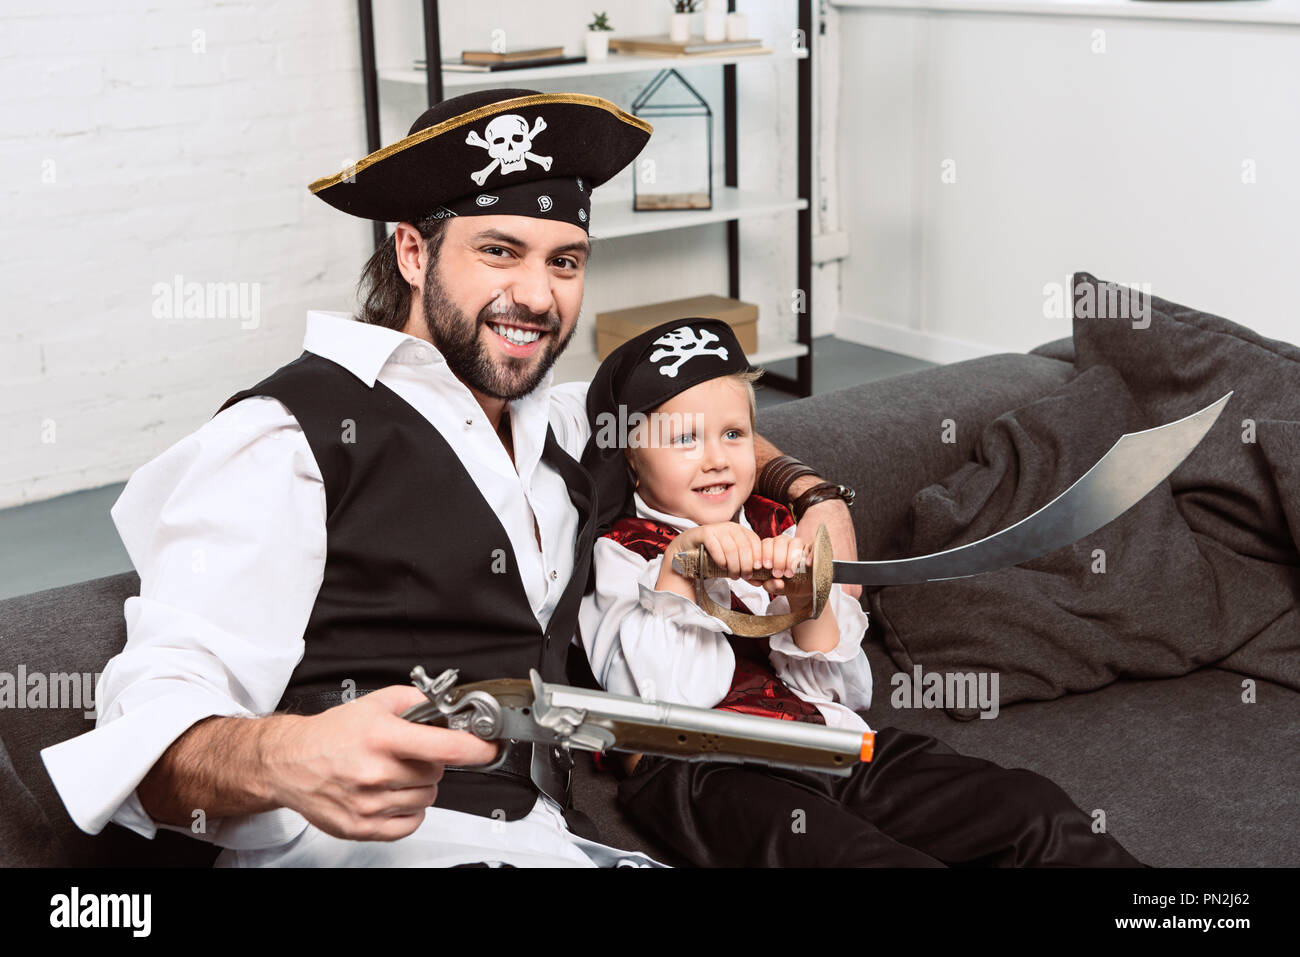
[834,392,1232,587]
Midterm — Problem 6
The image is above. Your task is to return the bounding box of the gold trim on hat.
[309,92,653,195]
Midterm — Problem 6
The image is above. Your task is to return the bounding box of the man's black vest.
[214,350,597,820]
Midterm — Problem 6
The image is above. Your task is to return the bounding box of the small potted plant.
[586,11,614,62]
[670,1,698,44]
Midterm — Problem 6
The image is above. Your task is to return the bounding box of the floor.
[0,337,934,601]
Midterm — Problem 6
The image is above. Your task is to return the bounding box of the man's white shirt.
[35,311,660,867]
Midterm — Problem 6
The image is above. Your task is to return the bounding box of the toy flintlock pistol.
[400,667,874,776]
[673,392,1232,636]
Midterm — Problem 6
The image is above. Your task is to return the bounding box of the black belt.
[479,738,574,808]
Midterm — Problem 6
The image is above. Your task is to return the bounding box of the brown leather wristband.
[790,481,856,522]
[757,454,820,505]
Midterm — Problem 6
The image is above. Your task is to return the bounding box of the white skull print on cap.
[465,113,554,186]
[649,326,730,378]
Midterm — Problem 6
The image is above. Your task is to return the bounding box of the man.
[41,89,861,867]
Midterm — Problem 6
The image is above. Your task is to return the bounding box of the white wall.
[1,0,368,508]
[833,3,1300,361]
[1,0,823,509]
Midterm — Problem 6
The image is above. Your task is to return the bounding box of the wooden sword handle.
[670,523,834,638]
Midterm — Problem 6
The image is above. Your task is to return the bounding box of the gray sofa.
[3,339,1296,867]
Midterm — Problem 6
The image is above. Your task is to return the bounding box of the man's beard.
[421,264,576,401]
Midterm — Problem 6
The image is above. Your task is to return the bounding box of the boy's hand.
[754,536,810,599]
[666,522,764,579]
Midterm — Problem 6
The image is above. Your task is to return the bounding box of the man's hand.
[793,496,862,602]
[138,685,500,843]
[264,686,500,841]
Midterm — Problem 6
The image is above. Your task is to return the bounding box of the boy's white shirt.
[578,490,874,732]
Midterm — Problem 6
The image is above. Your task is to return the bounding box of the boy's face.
[629,377,756,526]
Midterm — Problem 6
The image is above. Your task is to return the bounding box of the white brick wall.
[1,0,370,508]
[1,0,827,509]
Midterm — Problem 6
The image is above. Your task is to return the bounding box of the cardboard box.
[596,295,758,360]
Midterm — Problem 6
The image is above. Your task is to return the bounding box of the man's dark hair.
[356,213,450,330]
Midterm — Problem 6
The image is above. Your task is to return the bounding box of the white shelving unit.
[355,2,817,393]
[589,187,808,241]
[382,47,808,88]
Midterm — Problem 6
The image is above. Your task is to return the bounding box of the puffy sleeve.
[39,396,325,849]
[765,543,874,715]
[578,538,738,708]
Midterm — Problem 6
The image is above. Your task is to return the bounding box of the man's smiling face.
[421,214,589,402]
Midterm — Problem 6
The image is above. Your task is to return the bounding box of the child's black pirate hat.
[309,88,652,230]
[581,317,756,537]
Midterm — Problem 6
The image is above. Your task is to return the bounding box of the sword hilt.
[670,523,834,637]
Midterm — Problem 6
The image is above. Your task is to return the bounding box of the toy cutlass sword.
[673,392,1233,636]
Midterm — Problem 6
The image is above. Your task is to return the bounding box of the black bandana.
[430,174,591,233]
[580,317,754,538]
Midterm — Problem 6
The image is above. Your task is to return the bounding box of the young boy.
[577,317,1146,868]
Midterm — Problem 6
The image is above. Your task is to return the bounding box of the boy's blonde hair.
[731,368,764,427]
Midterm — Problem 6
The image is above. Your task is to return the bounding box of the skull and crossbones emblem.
[649,326,729,378]
[465,113,553,186]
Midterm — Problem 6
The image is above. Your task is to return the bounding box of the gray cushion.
[1071,272,1300,686]
[1071,271,1300,566]
[1029,336,1075,364]
[0,734,62,867]
[861,640,1300,867]
[868,360,1300,711]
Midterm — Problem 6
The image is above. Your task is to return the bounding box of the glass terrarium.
[631,68,713,211]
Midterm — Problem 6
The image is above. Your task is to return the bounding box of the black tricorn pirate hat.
[309,89,653,223]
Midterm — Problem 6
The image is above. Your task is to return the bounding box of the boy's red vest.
[601,494,825,725]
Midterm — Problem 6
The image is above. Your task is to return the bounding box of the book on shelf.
[462,46,565,63]
[608,35,768,56]
[414,55,586,73]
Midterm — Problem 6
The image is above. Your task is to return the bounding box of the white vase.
[669,12,692,43]
[585,31,609,62]
[703,10,726,43]
[725,12,749,42]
